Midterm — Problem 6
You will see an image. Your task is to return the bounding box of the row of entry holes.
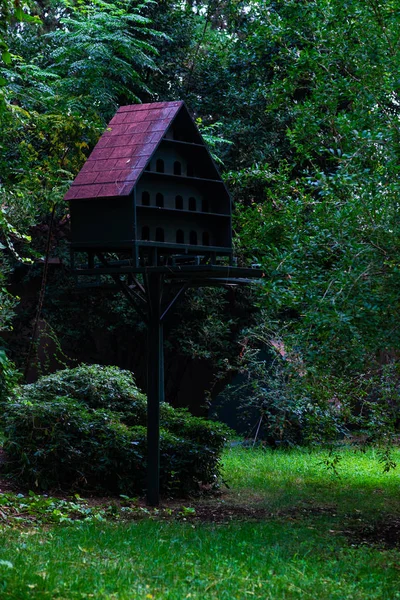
[153,159,194,177]
[141,227,210,246]
[141,191,164,207]
[142,192,209,212]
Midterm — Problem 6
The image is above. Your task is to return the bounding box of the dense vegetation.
[1,0,399,442]
[1,364,231,495]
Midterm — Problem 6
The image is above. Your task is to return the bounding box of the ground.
[1,445,399,550]
[1,446,399,599]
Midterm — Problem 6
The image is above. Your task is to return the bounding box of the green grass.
[1,446,399,599]
[223,445,400,514]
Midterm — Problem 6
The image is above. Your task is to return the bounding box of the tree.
[228,0,400,437]
[0,0,161,378]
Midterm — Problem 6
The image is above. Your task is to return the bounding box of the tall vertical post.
[146,273,163,506]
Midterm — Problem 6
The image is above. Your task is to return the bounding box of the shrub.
[123,403,230,451]
[16,364,147,413]
[2,365,232,496]
[0,349,19,405]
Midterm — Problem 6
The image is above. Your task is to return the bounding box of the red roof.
[65,101,184,200]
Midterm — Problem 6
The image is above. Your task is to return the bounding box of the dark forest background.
[1,0,400,443]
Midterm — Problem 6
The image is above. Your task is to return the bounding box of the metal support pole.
[146,273,163,506]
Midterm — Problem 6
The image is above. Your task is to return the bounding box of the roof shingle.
[65,101,184,201]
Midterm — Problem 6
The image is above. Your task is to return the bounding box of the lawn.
[0,446,399,599]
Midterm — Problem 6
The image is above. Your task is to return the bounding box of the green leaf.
[14,6,24,21]
[14,6,41,24]
[1,51,12,65]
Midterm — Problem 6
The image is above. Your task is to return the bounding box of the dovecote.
[65,101,232,266]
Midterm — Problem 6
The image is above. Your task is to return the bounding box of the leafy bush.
[0,349,19,405]
[16,364,147,413]
[1,365,232,496]
[225,326,400,447]
[220,333,350,447]
[124,403,230,450]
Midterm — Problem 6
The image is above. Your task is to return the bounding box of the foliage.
[230,350,349,447]
[0,348,19,403]
[0,1,41,66]
[0,491,121,525]
[1,365,232,495]
[1,0,400,443]
[46,0,162,121]
[196,118,232,165]
[16,363,147,412]
[0,285,18,336]
[220,0,400,436]
[0,489,198,526]
[222,319,400,447]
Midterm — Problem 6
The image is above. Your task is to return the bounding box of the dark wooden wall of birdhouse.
[70,197,135,250]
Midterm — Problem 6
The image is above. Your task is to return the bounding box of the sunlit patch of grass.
[221,446,400,514]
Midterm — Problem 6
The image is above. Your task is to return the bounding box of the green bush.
[124,403,230,450]
[16,364,147,413]
[1,365,232,496]
[0,349,19,405]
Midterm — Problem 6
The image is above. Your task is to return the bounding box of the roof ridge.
[117,101,184,113]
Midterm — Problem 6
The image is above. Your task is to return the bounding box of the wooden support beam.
[146,273,164,507]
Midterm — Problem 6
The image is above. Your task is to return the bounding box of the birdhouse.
[65,101,232,266]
